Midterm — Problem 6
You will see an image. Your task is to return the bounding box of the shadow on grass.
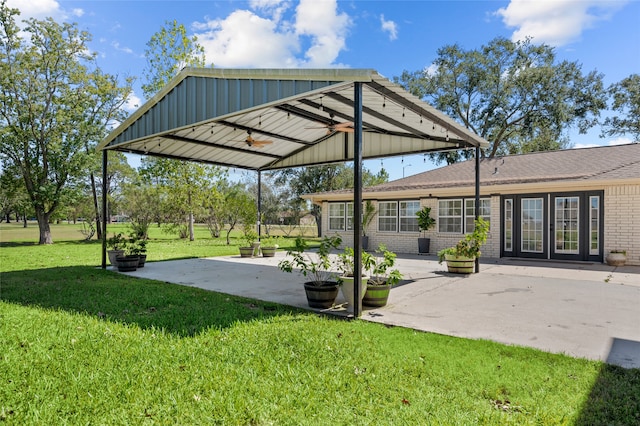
[575,363,640,425]
[0,265,308,337]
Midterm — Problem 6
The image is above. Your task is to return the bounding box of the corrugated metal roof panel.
[98,68,489,170]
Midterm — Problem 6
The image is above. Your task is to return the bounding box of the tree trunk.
[89,171,102,240]
[36,210,53,244]
[22,213,27,228]
[189,212,194,241]
[311,205,322,237]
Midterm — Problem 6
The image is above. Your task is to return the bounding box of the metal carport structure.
[97,68,489,317]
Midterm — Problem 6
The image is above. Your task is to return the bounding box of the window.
[438,199,463,233]
[589,196,600,255]
[521,198,543,253]
[504,199,513,251]
[438,198,491,234]
[400,201,420,232]
[465,199,491,233]
[328,203,345,231]
[378,201,397,232]
[346,202,354,231]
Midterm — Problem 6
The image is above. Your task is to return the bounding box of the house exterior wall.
[321,184,639,265]
[323,197,501,258]
[604,184,640,266]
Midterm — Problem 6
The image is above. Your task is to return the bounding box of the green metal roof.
[98,68,489,170]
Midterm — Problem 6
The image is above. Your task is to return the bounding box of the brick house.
[306,144,640,265]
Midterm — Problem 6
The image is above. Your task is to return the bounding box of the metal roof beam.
[163,134,283,159]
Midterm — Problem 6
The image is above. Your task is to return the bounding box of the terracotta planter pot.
[303,281,339,309]
[606,252,627,266]
[445,254,475,274]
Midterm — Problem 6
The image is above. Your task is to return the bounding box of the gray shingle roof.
[369,143,640,193]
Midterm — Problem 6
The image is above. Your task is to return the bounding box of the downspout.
[353,82,363,317]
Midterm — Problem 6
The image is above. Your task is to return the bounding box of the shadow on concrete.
[606,338,640,369]
[0,265,310,337]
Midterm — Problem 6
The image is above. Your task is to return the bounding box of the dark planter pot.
[239,247,254,258]
[445,254,475,274]
[363,283,392,307]
[362,236,369,251]
[108,249,124,266]
[418,238,431,254]
[261,247,277,257]
[115,255,139,272]
[137,254,147,268]
[303,281,339,309]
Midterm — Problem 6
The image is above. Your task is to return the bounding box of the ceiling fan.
[307,114,354,134]
[242,131,272,148]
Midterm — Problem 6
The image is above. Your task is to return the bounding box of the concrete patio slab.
[118,253,640,368]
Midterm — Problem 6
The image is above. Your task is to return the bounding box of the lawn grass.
[1,225,639,424]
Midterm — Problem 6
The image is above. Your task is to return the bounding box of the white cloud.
[194,0,350,68]
[294,0,351,66]
[72,8,84,18]
[495,0,627,46]
[607,136,634,146]
[124,92,142,113]
[111,41,134,55]
[380,14,398,40]
[6,0,63,21]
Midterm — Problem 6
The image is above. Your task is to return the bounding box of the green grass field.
[1,222,639,424]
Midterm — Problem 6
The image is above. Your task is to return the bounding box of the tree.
[0,4,132,243]
[395,36,607,164]
[273,163,388,236]
[0,162,30,225]
[138,158,226,240]
[601,74,640,142]
[142,19,206,98]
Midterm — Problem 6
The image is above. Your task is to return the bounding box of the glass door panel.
[554,196,579,254]
[521,198,544,253]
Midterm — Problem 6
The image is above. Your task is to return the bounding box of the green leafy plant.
[336,246,374,277]
[361,200,377,237]
[417,206,436,236]
[278,235,342,286]
[610,249,627,255]
[260,235,280,248]
[241,230,258,248]
[126,233,147,256]
[367,244,403,286]
[106,233,126,251]
[438,217,490,263]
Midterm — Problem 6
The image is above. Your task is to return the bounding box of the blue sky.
[9,0,640,181]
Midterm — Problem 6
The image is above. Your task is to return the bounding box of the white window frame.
[399,200,420,232]
[464,198,491,233]
[328,203,346,231]
[378,201,398,232]
[438,199,463,233]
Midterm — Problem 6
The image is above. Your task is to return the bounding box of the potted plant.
[106,233,126,266]
[278,235,342,309]
[438,217,489,274]
[417,206,436,254]
[260,235,280,257]
[606,250,627,266]
[361,200,376,251]
[239,229,257,258]
[336,246,374,309]
[114,240,140,272]
[128,233,148,267]
[363,244,403,307]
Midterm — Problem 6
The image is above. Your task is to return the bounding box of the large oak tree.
[396,37,607,164]
[0,3,131,243]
